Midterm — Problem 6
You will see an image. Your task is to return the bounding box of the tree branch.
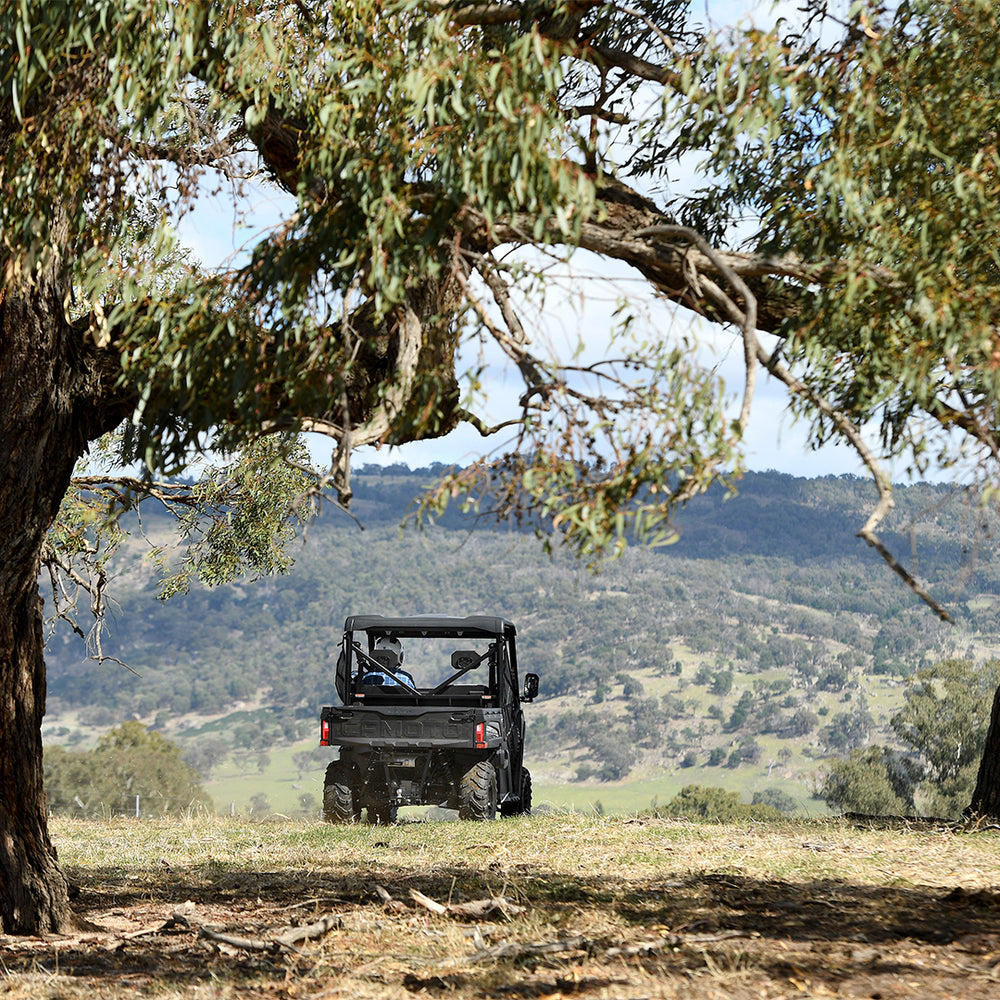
[637,224,758,433]
[757,351,955,623]
[631,227,954,622]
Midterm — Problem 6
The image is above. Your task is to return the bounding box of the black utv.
[319,614,538,823]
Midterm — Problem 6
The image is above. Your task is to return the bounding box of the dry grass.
[3,814,1000,998]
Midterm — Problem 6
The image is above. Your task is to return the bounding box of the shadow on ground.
[3,853,999,999]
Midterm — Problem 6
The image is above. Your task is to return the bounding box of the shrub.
[654,785,782,822]
[820,747,923,815]
[751,788,799,814]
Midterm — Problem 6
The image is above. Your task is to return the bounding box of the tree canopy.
[5,0,998,594]
[44,721,211,818]
[4,0,1000,932]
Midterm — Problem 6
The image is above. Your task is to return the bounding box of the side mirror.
[451,650,481,671]
[522,673,539,702]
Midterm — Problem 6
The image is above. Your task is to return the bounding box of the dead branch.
[468,934,591,962]
[199,925,295,954]
[468,929,755,963]
[276,914,343,946]
[165,906,341,954]
[375,884,410,913]
[447,897,526,920]
[410,889,449,915]
[379,885,526,920]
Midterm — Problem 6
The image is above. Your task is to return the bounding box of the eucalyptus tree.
[3,0,1000,932]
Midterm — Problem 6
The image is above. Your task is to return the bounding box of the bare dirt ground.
[3,815,1000,999]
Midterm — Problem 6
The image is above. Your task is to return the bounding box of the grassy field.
[201,744,830,820]
[5,813,1000,998]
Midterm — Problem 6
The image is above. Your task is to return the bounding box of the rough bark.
[0,249,126,932]
[967,685,1000,819]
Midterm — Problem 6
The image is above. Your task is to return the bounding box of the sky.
[176,0,870,482]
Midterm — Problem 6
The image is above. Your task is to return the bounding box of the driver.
[364,636,415,688]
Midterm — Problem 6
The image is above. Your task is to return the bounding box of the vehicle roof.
[344,614,515,638]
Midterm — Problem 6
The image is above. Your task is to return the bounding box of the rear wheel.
[501,766,532,817]
[518,767,532,816]
[459,761,498,821]
[323,760,360,823]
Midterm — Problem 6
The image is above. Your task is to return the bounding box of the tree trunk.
[0,582,76,933]
[968,684,1000,819]
[0,255,122,932]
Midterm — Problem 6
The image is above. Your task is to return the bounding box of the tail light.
[320,720,330,746]
[475,722,487,748]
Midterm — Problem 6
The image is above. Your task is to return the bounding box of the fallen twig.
[410,889,448,915]
[468,930,756,964]
[384,885,526,920]
[470,935,590,962]
[278,914,343,946]
[375,884,410,913]
[199,926,294,955]
[165,905,342,955]
[447,897,526,920]
[121,924,169,941]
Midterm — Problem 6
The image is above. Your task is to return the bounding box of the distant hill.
[40,467,1000,814]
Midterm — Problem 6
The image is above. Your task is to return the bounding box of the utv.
[319,614,539,823]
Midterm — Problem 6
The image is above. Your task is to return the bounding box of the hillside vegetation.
[41,469,1000,815]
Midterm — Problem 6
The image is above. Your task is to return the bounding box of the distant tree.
[724,691,755,733]
[45,721,210,817]
[751,788,799,814]
[781,708,819,739]
[693,665,713,687]
[575,733,637,782]
[711,670,734,697]
[43,748,98,816]
[234,724,258,751]
[725,739,762,768]
[657,785,782,822]
[820,748,923,816]
[181,736,229,779]
[816,667,850,693]
[293,747,334,780]
[893,660,1000,785]
[622,676,645,700]
[821,707,874,753]
[627,698,663,747]
[660,693,687,720]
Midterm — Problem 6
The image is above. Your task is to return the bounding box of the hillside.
[40,469,1000,815]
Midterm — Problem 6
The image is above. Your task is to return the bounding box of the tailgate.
[321,706,498,749]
